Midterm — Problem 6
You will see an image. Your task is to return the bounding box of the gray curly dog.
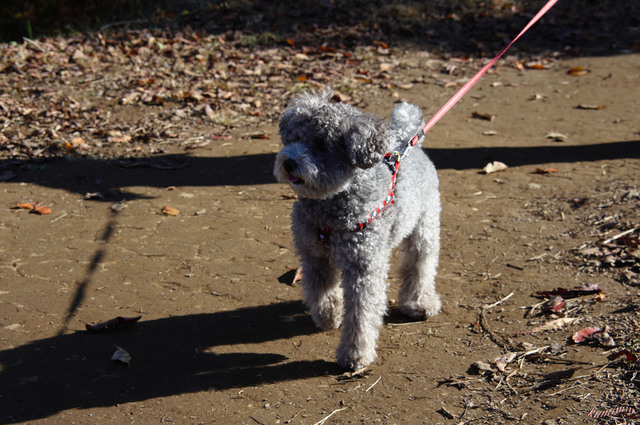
[274,89,441,370]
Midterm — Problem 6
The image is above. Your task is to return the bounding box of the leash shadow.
[0,301,340,424]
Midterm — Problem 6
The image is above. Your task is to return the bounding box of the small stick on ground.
[484,292,514,310]
[479,308,517,351]
[603,226,639,244]
[313,407,347,425]
[478,293,518,351]
[366,376,382,392]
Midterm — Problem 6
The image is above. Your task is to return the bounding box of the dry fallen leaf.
[32,205,52,215]
[482,161,508,174]
[204,104,216,120]
[572,327,601,343]
[576,104,605,110]
[354,75,373,84]
[494,352,517,373]
[162,206,179,216]
[84,316,142,332]
[544,295,566,313]
[472,111,496,121]
[526,317,578,334]
[545,132,567,142]
[470,361,495,374]
[608,349,639,363]
[14,202,37,210]
[396,83,414,90]
[111,346,132,366]
[567,66,589,76]
[243,132,269,140]
[110,202,127,212]
[534,167,559,174]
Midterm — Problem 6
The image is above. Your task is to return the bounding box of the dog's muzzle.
[283,158,303,184]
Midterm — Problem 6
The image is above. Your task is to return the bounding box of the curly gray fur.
[274,88,441,370]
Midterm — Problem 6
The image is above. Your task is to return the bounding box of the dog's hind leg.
[398,213,441,319]
[300,255,344,330]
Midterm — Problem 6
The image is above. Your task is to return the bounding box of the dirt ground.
[1,8,640,425]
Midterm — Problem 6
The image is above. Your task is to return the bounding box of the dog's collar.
[317,152,402,247]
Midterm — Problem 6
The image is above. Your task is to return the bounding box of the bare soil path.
[1,3,639,424]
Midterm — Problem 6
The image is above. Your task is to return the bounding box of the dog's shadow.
[0,301,340,424]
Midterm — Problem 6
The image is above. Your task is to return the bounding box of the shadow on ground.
[0,301,337,424]
[2,140,639,199]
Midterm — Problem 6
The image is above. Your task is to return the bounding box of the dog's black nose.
[283,158,297,173]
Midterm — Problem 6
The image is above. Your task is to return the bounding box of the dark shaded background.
[2,0,639,56]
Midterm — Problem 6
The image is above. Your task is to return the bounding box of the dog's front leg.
[300,255,343,330]
[336,260,389,370]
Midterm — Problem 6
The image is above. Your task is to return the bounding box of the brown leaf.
[472,111,496,121]
[545,295,566,313]
[84,316,142,332]
[204,104,216,120]
[244,132,269,140]
[608,349,639,363]
[577,104,604,110]
[572,327,601,343]
[526,317,578,334]
[567,66,589,76]
[534,167,559,174]
[494,352,517,373]
[14,202,37,210]
[162,206,179,216]
[32,205,52,215]
[354,75,373,84]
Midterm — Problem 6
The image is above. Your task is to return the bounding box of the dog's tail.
[389,102,425,148]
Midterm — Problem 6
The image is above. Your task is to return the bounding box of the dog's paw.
[399,294,442,320]
[336,343,377,370]
[311,308,343,330]
[310,296,343,330]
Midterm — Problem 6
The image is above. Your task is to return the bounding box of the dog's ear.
[344,114,388,169]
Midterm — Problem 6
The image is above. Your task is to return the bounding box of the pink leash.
[405,0,558,148]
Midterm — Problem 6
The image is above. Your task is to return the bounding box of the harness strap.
[317,152,401,245]
[356,152,400,231]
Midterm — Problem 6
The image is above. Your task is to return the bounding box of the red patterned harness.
[317,150,403,247]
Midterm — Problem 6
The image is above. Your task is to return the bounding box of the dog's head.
[274,88,389,199]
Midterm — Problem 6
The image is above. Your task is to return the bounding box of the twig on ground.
[284,409,304,424]
[366,376,382,392]
[484,292,514,310]
[603,226,639,244]
[478,294,518,351]
[22,37,46,52]
[99,19,147,31]
[313,407,347,425]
